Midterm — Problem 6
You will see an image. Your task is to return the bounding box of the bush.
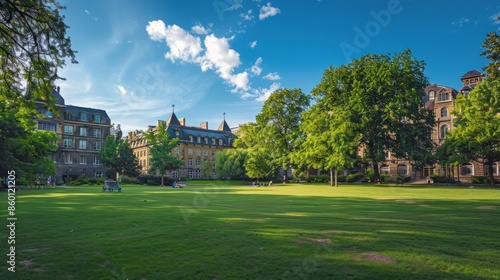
[471,176,489,184]
[137,174,175,186]
[346,172,364,182]
[430,174,454,183]
[119,175,140,184]
[364,169,375,182]
[307,175,330,183]
[72,174,90,186]
[380,174,390,183]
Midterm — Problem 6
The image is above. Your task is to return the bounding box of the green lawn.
[1,182,499,279]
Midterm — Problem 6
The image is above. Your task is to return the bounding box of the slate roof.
[461,70,483,79]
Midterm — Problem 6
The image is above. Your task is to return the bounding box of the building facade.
[35,87,111,181]
[381,70,499,182]
[127,110,235,179]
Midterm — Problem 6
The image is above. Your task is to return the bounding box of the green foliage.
[346,172,364,182]
[144,122,183,185]
[119,175,140,184]
[244,149,273,180]
[100,127,141,180]
[137,174,175,186]
[430,174,454,183]
[471,176,490,184]
[306,174,330,183]
[215,149,247,179]
[446,79,500,185]
[254,88,310,179]
[364,169,375,182]
[0,0,77,115]
[481,31,500,80]
[309,50,434,183]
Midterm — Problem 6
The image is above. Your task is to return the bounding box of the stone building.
[382,70,499,182]
[127,109,235,179]
[35,87,111,181]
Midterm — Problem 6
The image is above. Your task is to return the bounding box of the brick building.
[127,109,235,179]
[35,87,112,181]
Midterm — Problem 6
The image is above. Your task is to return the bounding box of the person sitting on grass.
[172,181,177,188]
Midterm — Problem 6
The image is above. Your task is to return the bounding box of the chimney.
[200,122,208,129]
[179,118,186,126]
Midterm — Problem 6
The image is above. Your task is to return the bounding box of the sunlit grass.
[0,183,499,279]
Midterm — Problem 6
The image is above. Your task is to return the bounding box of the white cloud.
[259,3,281,20]
[250,40,257,48]
[491,12,500,25]
[202,34,249,91]
[451,17,470,27]
[146,20,203,63]
[256,82,280,102]
[263,72,280,80]
[241,9,254,21]
[191,24,209,35]
[117,85,127,95]
[251,57,263,75]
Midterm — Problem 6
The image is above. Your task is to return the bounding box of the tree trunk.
[488,163,495,186]
[373,164,380,183]
[161,174,164,186]
[329,168,333,187]
[334,169,338,187]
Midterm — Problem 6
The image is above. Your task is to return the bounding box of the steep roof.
[166,111,180,126]
[461,70,483,79]
[218,119,231,132]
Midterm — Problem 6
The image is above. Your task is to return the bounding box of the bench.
[102,180,121,192]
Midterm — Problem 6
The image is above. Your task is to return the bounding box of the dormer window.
[438,92,449,102]
[429,91,435,100]
[189,136,193,142]
[219,139,223,145]
[81,113,88,121]
[197,137,201,143]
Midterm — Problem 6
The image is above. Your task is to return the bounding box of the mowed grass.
[1,182,499,280]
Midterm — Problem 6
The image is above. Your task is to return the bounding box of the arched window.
[440,125,448,139]
[462,163,474,176]
[441,107,448,117]
[397,164,408,175]
[429,91,435,100]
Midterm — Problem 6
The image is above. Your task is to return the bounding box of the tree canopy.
[144,123,183,186]
[310,49,434,182]
[481,31,500,80]
[0,0,77,113]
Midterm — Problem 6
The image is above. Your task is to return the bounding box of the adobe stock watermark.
[6,170,17,273]
[212,0,241,21]
[339,0,403,61]
[280,241,335,279]
[180,185,220,225]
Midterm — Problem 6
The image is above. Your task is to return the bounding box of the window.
[175,147,180,154]
[219,139,223,145]
[93,142,102,150]
[204,137,208,144]
[438,92,449,101]
[196,159,201,167]
[63,138,73,148]
[78,140,87,150]
[93,129,102,138]
[173,171,178,178]
[79,127,87,136]
[195,169,201,179]
[484,163,499,176]
[397,164,408,175]
[381,165,390,175]
[197,137,201,143]
[80,156,87,164]
[188,158,193,167]
[212,138,216,145]
[461,163,474,176]
[429,91,435,100]
[441,107,448,117]
[80,113,88,121]
[189,136,193,142]
[64,154,73,164]
[204,150,208,156]
[93,115,101,123]
[188,169,193,179]
[46,111,53,118]
[64,125,74,135]
[440,125,448,139]
[38,122,57,132]
[196,149,201,156]
[188,149,193,155]
[95,172,103,178]
[93,156,100,165]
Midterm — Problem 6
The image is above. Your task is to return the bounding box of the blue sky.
[57,0,500,134]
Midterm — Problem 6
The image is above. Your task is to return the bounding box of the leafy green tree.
[298,105,359,186]
[1,0,77,114]
[311,50,433,183]
[0,108,57,183]
[144,123,183,186]
[481,31,500,80]
[447,79,500,185]
[200,160,215,179]
[214,149,247,179]
[255,88,310,182]
[244,149,273,182]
